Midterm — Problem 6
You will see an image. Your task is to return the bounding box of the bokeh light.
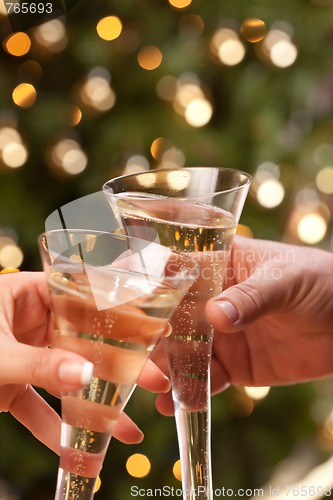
[168,0,192,8]
[179,14,204,38]
[122,155,150,175]
[33,19,68,52]
[12,83,37,108]
[126,454,151,478]
[297,212,327,244]
[47,138,87,176]
[244,386,271,400]
[0,244,24,269]
[137,45,163,70]
[211,28,246,65]
[173,459,182,481]
[316,167,333,194]
[96,16,123,41]
[240,18,266,43]
[4,32,31,56]
[80,68,116,112]
[184,97,213,127]
[256,179,285,208]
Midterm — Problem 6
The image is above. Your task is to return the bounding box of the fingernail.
[162,377,172,393]
[215,301,239,324]
[58,360,94,385]
[134,430,144,444]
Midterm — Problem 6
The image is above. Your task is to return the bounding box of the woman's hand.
[0,272,170,453]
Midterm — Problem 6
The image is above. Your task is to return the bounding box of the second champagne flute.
[39,229,197,500]
[104,167,252,500]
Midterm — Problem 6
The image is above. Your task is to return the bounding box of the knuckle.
[234,283,266,317]
[27,351,50,382]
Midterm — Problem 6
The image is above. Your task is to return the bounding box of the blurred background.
[1,0,333,498]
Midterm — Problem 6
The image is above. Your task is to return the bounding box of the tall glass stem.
[174,406,212,500]
[163,326,213,500]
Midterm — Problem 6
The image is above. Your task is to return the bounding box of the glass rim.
[37,228,198,268]
[103,166,252,198]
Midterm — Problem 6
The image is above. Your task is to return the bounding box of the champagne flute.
[38,229,197,500]
[103,167,252,500]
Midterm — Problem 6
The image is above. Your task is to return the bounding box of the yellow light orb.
[4,32,31,56]
[0,267,20,274]
[137,45,163,70]
[126,454,151,478]
[240,18,266,43]
[168,0,192,8]
[173,459,182,481]
[12,83,37,108]
[93,476,101,493]
[96,16,123,41]
[218,38,246,66]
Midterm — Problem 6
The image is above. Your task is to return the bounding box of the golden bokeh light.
[12,83,37,108]
[150,137,173,161]
[156,75,177,101]
[297,212,327,244]
[168,0,192,8]
[126,453,151,478]
[93,476,101,493]
[68,105,83,126]
[0,245,24,269]
[240,18,266,43]
[96,16,123,41]
[137,45,163,70]
[316,167,333,194]
[0,267,20,274]
[4,32,31,56]
[179,14,204,38]
[173,459,182,481]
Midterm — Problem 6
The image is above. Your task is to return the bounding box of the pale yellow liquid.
[113,195,237,408]
[49,269,181,499]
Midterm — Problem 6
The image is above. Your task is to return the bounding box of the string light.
[244,386,271,400]
[256,179,285,208]
[33,19,68,52]
[126,453,151,478]
[168,0,192,8]
[240,18,266,43]
[316,167,333,194]
[297,213,327,244]
[173,459,182,481]
[3,32,31,56]
[137,45,163,70]
[96,16,123,41]
[12,83,37,108]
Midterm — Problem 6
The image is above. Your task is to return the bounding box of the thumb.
[206,266,289,332]
[0,341,94,393]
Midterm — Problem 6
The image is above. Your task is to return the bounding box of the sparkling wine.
[48,268,182,499]
[111,195,237,408]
